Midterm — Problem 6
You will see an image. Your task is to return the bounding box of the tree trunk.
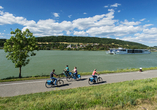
[19,66,22,78]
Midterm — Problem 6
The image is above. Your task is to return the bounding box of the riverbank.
[1,67,157,82]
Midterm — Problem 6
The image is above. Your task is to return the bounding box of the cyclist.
[64,65,69,76]
[92,69,99,82]
[72,67,77,79]
[50,69,58,85]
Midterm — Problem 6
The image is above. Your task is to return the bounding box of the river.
[0,49,157,79]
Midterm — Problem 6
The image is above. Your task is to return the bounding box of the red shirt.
[92,71,96,75]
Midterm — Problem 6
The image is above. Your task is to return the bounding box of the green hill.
[36,36,148,49]
[0,36,148,49]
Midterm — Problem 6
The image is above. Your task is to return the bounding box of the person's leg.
[92,75,97,82]
[76,73,78,78]
[95,75,97,81]
[65,71,69,76]
[74,73,77,79]
[51,77,55,84]
[53,77,57,85]
[65,71,67,76]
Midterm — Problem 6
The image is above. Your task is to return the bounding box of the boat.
[107,47,151,54]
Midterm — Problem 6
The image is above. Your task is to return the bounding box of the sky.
[0,0,157,46]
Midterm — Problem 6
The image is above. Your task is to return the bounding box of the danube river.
[0,49,157,79]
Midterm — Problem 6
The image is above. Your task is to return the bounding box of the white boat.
[107,47,151,54]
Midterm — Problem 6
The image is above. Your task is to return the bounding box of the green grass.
[1,67,157,82]
[0,75,50,82]
[1,78,157,110]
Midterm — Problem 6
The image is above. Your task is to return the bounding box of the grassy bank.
[1,67,157,82]
[1,78,157,109]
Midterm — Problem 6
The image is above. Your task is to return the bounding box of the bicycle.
[88,75,103,85]
[62,70,81,82]
[45,74,64,88]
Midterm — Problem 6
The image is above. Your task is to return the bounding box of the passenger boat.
[107,47,151,54]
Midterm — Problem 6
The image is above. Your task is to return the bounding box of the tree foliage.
[0,39,6,47]
[4,28,38,78]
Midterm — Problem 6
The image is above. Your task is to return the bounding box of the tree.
[4,28,38,78]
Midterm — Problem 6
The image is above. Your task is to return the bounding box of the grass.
[1,66,157,82]
[1,78,157,109]
[0,75,50,82]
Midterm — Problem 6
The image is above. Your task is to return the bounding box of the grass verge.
[1,67,157,82]
[1,78,157,109]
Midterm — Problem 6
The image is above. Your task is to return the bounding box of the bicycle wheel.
[97,77,103,83]
[66,76,72,82]
[57,79,64,86]
[74,75,78,81]
[45,82,52,88]
[88,78,94,85]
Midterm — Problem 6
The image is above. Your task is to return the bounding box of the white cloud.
[143,24,153,28]
[68,15,72,18]
[0,32,5,38]
[66,31,71,35]
[0,6,3,9]
[143,28,157,34]
[121,19,141,26]
[53,13,59,17]
[118,10,121,13]
[73,31,88,36]
[0,11,3,15]
[108,9,114,12]
[104,5,108,8]
[110,3,121,7]
[121,27,157,44]
[86,25,142,37]
[83,12,87,14]
[72,14,106,30]
[140,18,146,21]
[22,19,73,36]
[0,7,157,46]
[0,11,28,25]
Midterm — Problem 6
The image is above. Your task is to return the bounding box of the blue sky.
[0,0,157,46]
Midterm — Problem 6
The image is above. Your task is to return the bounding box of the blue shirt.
[66,67,69,72]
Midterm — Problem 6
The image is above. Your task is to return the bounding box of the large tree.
[4,28,38,78]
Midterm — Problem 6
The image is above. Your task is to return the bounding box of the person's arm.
[53,74,58,77]
[96,72,99,75]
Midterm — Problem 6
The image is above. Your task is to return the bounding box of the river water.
[0,49,157,79]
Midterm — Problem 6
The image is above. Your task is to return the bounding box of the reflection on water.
[0,49,157,79]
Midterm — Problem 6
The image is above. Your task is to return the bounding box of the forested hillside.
[36,36,148,48]
[0,36,149,50]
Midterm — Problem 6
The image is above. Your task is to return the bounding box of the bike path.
[0,70,157,97]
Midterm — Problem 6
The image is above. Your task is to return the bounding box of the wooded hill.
[0,36,148,50]
[36,36,148,48]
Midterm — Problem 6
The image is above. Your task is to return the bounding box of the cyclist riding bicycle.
[72,67,77,79]
[50,69,58,85]
[64,65,70,76]
[92,69,99,82]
